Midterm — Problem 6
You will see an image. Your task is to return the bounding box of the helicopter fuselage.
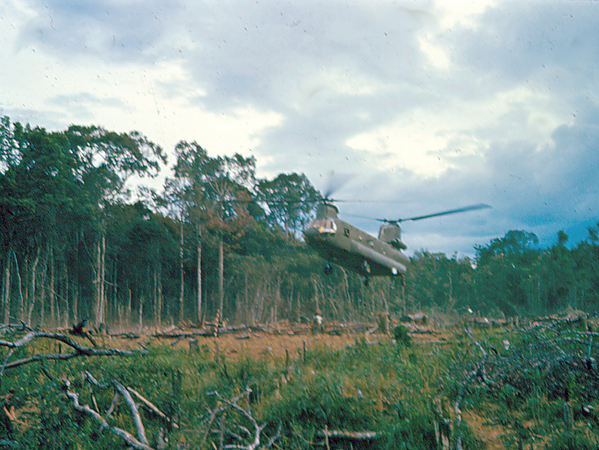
[303,205,409,278]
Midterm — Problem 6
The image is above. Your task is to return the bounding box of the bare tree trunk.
[12,251,24,323]
[94,233,101,325]
[39,249,48,327]
[154,269,162,329]
[179,221,184,324]
[61,259,69,328]
[197,223,202,324]
[100,232,106,324]
[313,278,319,313]
[95,230,106,326]
[244,272,249,324]
[27,247,40,325]
[138,299,143,335]
[275,276,281,323]
[49,248,55,327]
[127,285,131,328]
[110,258,118,327]
[2,248,10,324]
[218,233,224,320]
[72,279,78,325]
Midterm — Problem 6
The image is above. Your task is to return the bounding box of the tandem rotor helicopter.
[302,198,490,286]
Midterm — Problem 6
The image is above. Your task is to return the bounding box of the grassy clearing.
[1,322,598,449]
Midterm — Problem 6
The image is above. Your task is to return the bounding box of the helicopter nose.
[303,227,329,241]
[303,227,318,239]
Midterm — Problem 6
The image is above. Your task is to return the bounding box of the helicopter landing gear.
[361,261,371,287]
[361,260,371,274]
[323,264,333,275]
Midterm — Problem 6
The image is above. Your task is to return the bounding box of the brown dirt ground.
[107,329,380,360]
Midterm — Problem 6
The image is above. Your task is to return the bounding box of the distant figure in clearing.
[313,309,324,334]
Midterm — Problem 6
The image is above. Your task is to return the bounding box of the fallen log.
[318,429,380,439]
[0,331,141,371]
[63,377,153,450]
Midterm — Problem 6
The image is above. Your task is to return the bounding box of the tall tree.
[475,230,540,315]
[64,125,166,326]
[0,119,95,325]
[170,142,261,321]
[256,173,321,240]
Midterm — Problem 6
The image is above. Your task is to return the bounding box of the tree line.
[1,116,597,329]
[407,227,599,319]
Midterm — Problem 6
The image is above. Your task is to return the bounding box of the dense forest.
[1,116,598,330]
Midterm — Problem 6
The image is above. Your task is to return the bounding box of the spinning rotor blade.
[322,171,355,201]
[380,203,491,224]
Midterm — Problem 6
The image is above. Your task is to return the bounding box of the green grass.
[3,325,599,449]
[0,335,451,449]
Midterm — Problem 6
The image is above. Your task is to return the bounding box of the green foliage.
[264,341,443,449]
[546,431,599,450]
[393,325,413,347]
[19,326,599,448]
[0,336,457,449]
[6,114,599,331]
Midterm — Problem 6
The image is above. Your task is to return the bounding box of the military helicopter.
[303,201,490,286]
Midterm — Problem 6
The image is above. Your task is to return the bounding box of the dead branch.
[0,331,141,370]
[106,391,119,417]
[0,331,131,353]
[0,349,14,380]
[318,429,379,439]
[199,401,223,450]
[0,323,34,335]
[85,370,109,389]
[62,377,154,450]
[114,381,149,446]
[128,387,179,429]
[202,389,279,450]
[449,323,599,449]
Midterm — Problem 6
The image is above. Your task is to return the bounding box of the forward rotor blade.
[322,172,355,200]
[397,203,491,223]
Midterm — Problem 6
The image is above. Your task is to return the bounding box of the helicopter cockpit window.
[307,219,337,234]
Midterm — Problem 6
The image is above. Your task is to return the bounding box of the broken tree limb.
[0,331,142,370]
[0,331,135,354]
[0,349,14,381]
[128,386,179,429]
[114,380,149,446]
[85,370,109,389]
[203,389,279,450]
[318,429,380,439]
[199,401,223,450]
[62,377,154,450]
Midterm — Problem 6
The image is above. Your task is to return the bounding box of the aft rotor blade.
[398,203,491,223]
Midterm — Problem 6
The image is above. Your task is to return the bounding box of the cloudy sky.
[1,0,598,257]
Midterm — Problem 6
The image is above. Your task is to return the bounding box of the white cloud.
[418,34,452,70]
[345,80,566,179]
[434,0,497,30]
[2,0,599,256]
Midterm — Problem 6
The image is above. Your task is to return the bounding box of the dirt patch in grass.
[104,324,450,361]
[109,329,378,360]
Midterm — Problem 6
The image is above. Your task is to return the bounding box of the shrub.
[393,325,413,347]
